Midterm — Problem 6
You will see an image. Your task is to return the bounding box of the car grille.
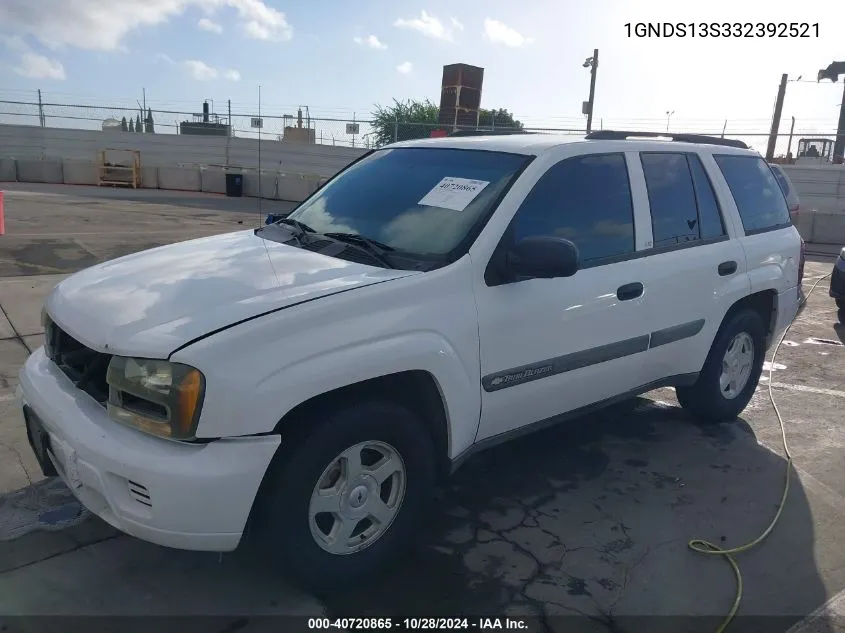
[44,316,112,406]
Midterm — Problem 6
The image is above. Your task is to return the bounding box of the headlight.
[106,357,205,440]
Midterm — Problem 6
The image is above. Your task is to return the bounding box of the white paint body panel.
[18,348,280,551]
[19,134,803,552]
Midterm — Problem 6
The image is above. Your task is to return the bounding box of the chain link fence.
[0,99,379,149]
[1,97,843,158]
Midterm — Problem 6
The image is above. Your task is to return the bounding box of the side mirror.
[505,236,579,279]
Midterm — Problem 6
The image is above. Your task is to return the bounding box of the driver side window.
[511,153,636,265]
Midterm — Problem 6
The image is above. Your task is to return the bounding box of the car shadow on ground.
[314,397,830,633]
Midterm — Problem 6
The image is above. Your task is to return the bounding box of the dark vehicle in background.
[831,247,845,315]
[770,163,801,216]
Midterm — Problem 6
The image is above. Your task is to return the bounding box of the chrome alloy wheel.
[719,332,755,400]
[308,441,406,555]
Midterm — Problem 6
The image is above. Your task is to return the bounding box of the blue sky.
[1,0,844,152]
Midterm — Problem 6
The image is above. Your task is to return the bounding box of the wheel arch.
[271,370,452,483]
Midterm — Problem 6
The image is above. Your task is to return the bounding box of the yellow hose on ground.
[688,272,833,633]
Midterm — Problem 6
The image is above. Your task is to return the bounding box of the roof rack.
[585,130,749,150]
[448,129,535,137]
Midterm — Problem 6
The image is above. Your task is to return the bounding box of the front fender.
[251,332,479,458]
[171,259,483,457]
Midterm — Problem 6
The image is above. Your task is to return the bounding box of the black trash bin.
[225,173,243,197]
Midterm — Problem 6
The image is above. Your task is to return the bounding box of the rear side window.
[640,152,726,248]
[511,153,635,263]
[714,155,791,233]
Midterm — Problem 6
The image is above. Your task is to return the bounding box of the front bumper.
[830,256,845,299]
[18,347,280,552]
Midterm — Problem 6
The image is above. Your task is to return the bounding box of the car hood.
[46,229,418,358]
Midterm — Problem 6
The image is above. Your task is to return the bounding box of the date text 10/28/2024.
[624,22,819,38]
[308,618,530,631]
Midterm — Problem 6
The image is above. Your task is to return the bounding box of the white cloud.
[483,18,532,47]
[14,52,66,79]
[198,17,223,33]
[223,68,240,80]
[353,34,387,50]
[396,61,412,74]
[184,59,218,80]
[393,10,461,41]
[0,0,292,52]
[229,0,292,41]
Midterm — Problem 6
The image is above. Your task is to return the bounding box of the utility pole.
[786,116,796,158]
[37,89,45,127]
[766,73,788,161]
[226,99,232,167]
[583,49,599,134]
[721,120,727,138]
[257,85,262,215]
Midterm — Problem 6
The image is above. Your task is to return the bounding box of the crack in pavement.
[0,534,120,574]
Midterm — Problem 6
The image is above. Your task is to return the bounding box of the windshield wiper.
[322,232,396,268]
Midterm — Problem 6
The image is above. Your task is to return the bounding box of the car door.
[628,150,750,383]
[473,151,656,443]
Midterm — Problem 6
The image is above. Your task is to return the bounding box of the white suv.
[18,131,803,590]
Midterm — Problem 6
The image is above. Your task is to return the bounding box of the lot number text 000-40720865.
[307,617,529,630]
[624,22,819,38]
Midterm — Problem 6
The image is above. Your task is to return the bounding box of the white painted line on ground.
[765,382,845,399]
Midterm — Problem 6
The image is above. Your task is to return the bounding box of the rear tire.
[252,399,437,592]
[676,308,766,425]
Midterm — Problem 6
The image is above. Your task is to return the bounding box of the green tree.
[135,113,143,133]
[128,117,135,133]
[371,98,439,146]
[121,116,128,132]
[370,99,523,146]
[478,108,522,130]
[146,108,155,133]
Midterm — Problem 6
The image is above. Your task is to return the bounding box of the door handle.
[718,261,738,276]
[617,282,644,301]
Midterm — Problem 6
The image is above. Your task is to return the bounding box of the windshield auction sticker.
[418,177,490,211]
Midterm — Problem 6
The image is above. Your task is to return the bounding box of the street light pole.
[666,110,675,132]
[583,49,599,134]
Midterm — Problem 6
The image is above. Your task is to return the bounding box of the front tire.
[253,399,437,592]
[676,308,765,424]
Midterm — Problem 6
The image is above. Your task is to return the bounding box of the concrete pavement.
[1,183,845,632]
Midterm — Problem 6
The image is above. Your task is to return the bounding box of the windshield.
[286,147,529,258]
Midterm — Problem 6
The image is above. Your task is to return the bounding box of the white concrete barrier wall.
[0,123,366,177]
[16,159,63,184]
[157,166,202,192]
[141,166,159,189]
[62,159,98,185]
[781,165,845,215]
[0,158,16,181]
[200,168,227,195]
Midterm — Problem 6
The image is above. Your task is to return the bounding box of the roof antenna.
[257,84,263,225]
